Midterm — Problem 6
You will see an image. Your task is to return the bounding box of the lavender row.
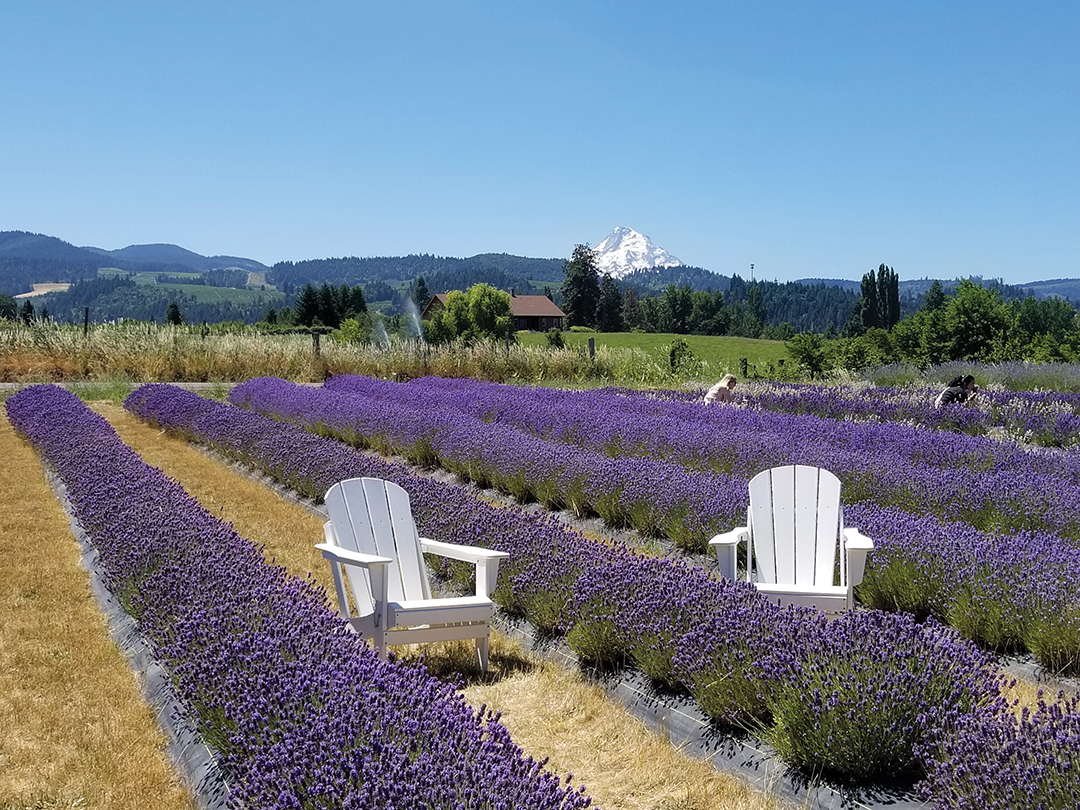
[739,382,1080,448]
[557,379,1080,449]
[230,376,749,549]
[324,374,1080,539]
[243,376,1080,669]
[120,381,1078,803]
[5,384,594,810]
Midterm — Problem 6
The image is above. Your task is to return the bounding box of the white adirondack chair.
[709,465,873,614]
[315,477,509,670]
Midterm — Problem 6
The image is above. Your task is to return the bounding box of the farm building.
[421,293,565,332]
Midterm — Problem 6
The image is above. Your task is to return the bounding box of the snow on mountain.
[592,226,683,279]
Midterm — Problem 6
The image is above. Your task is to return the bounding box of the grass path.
[93,401,786,810]
[0,412,194,810]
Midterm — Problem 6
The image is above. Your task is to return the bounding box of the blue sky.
[2,1,1077,284]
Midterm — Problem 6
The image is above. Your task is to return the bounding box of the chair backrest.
[325,478,432,608]
[747,465,844,587]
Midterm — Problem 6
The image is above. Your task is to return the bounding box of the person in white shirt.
[704,373,737,405]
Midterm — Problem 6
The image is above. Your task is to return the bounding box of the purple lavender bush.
[7,384,596,810]
[761,611,1006,781]
[922,691,1080,809]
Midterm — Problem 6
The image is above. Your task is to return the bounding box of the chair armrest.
[420,538,509,563]
[315,542,392,568]
[842,528,874,588]
[420,539,508,599]
[708,527,748,581]
[843,528,874,550]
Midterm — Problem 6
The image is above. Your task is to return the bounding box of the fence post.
[83,307,89,338]
[201,321,208,340]
[588,337,595,360]
[312,332,321,356]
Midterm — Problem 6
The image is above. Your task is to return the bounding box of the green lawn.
[517,331,792,375]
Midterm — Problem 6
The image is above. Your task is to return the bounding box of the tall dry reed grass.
[0,321,705,387]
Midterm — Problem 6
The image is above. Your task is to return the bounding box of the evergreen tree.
[317,283,339,328]
[596,273,624,332]
[877,265,900,328]
[413,276,431,308]
[0,293,16,320]
[859,271,880,331]
[20,299,35,324]
[622,287,645,331]
[165,301,185,325]
[294,283,321,327]
[343,285,367,319]
[560,244,600,328]
[747,283,767,331]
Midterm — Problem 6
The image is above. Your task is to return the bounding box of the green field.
[145,282,285,305]
[133,271,202,283]
[517,331,791,376]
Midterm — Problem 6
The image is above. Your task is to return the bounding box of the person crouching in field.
[935,374,978,408]
[704,374,738,405]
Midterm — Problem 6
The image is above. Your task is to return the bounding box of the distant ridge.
[84,243,269,273]
[2,229,1076,303]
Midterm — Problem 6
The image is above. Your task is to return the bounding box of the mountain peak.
[593,227,682,279]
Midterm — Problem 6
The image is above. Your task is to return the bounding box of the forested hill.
[0,232,101,295]
[267,253,567,292]
[0,231,268,296]
[35,276,281,325]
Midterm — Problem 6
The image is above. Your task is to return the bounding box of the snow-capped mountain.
[593,226,683,279]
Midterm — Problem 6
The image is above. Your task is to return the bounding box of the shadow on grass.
[394,635,538,688]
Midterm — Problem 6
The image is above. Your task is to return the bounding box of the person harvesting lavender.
[704,373,738,405]
[934,374,978,408]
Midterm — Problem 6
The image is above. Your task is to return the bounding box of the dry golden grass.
[1005,676,1079,716]
[94,402,790,810]
[0,414,194,810]
[459,656,782,810]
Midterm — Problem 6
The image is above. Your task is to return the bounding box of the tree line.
[7,277,278,326]
[560,244,864,338]
[787,277,1080,376]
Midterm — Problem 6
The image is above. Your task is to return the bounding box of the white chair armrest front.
[315,542,393,568]
[841,528,874,588]
[709,527,749,581]
[420,539,509,562]
[315,541,394,629]
[420,539,509,599]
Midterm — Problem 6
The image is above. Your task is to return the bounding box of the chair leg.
[476,636,490,672]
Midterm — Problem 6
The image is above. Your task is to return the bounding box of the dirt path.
[0,411,194,810]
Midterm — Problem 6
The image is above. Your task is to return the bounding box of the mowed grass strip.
[0,413,194,810]
[94,402,788,810]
